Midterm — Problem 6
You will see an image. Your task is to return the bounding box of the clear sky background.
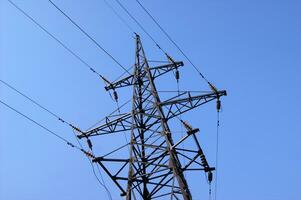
[1,0,300,200]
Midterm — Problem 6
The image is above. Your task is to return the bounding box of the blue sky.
[1,0,300,200]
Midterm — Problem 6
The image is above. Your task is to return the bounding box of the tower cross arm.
[77,113,132,138]
[104,61,183,91]
[160,90,227,120]
[150,61,183,79]
[104,74,134,91]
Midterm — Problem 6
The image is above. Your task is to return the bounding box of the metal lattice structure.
[78,34,226,199]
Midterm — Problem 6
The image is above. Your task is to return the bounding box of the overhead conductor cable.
[6,0,112,85]
[113,0,169,57]
[7,0,130,107]
[102,0,136,34]
[0,79,112,199]
[0,99,94,158]
[135,0,215,86]
[48,0,131,76]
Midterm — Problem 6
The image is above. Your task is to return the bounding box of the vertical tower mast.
[126,35,191,199]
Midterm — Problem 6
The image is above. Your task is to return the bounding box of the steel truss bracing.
[78,34,226,199]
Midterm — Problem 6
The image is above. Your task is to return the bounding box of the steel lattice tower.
[77,34,226,199]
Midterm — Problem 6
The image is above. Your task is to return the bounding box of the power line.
[48,0,131,75]
[0,95,112,199]
[0,99,79,149]
[7,0,131,99]
[114,0,168,55]
[102,0,136,34]
[3,1,115,188]
[0,79,69,125]
[71,129,113,200]
[0,79,81,133]
[214,111,221,200]
[0,99,112,199]
[6,0,110,83]
[90,160,113,200]
[0,79,113,198]
[134,0,211,84]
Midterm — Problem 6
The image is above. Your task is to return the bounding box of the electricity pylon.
[77,34,226,199]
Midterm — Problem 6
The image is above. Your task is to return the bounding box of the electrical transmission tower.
[77,34,226,200]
